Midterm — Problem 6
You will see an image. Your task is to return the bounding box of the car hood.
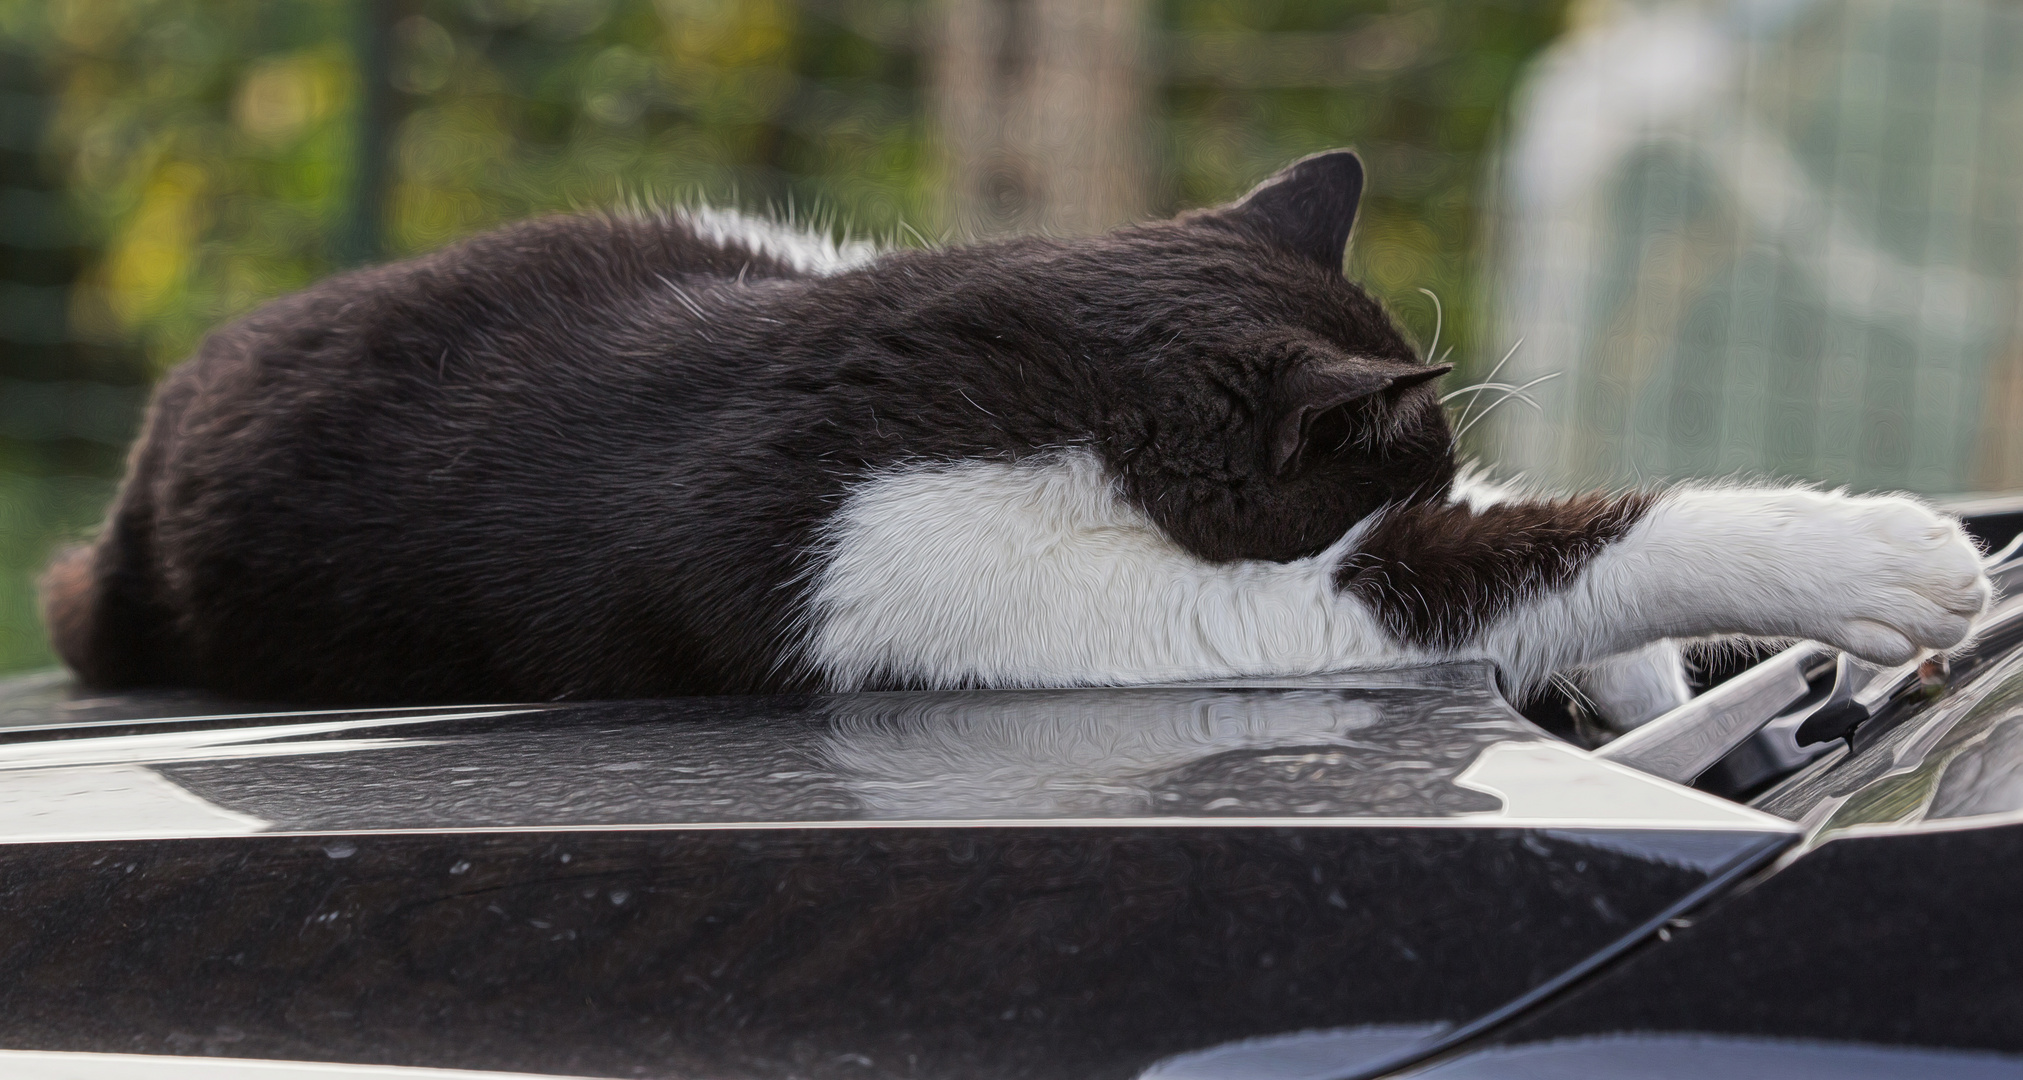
[0,664,1795,1080]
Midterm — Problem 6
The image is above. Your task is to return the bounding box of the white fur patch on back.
[803,450,1416,690]
[676,205,879,276]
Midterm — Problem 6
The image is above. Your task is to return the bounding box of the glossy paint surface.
[1473,821,2023,1056]
[1397,1035,2023,1079]
[0,666,1798,1079]
[1390,575,2023,1074]
[0,826,1783,1080]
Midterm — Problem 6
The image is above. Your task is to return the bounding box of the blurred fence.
[1486,0,2023,495]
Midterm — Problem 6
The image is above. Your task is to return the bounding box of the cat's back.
[145,207,875,498]
[193,207,862,386]
[44,208,879,700]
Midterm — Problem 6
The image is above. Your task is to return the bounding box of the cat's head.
[1077,151,1457,564]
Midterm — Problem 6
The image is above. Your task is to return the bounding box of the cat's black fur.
[42,152,1637,703]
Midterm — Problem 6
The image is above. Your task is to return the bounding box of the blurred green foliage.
[0,0,1566,675]
[1162,0,1565,358]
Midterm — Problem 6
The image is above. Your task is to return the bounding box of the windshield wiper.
[1594,643,1835,785]
[1599,540,2023,787]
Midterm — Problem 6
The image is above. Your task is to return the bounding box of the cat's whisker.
[1549,671,1599,715]
[1500,370,1560,401]
[1450,337,1525,431]
[1439,381,1529,404]
[1455,371,1560,439]
[1416,287,1444,365]
[1461,383,1552,432]
[1449,389,1545,428]
[1477,384,1549,413]
[1492,390,1546,414]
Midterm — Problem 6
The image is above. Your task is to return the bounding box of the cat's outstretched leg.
[805,453,1987,694]
[1342,486,1993,699]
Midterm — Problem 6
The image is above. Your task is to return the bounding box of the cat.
[39,150,1992,713]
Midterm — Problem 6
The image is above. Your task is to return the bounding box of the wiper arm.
[1593,642,1834,784]
[1792,652,1914,746]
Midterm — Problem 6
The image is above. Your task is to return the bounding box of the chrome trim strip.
[0,706,543,739]
[1826,806,2023,838]
[0,1049,592,1079]
[0,711,539,770]
[0,813,1799,847]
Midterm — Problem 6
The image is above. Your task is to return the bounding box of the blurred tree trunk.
[931,0,1151,239]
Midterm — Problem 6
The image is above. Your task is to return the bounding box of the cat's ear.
[1270,357,1451,474]
[1202,150,1366,273]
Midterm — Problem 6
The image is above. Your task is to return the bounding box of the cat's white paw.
[1638,488,1993,668]
[1784,495,1990,664]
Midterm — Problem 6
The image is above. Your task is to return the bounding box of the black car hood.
[0,664,1795,1080]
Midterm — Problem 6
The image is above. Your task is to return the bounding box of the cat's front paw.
[1799,495,1991,664]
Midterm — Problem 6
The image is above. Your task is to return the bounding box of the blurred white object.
[1487,0,2023,494]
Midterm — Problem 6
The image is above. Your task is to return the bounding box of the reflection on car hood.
[0,663,1789,842]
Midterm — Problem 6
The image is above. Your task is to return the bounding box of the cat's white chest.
[802,450,1412,690]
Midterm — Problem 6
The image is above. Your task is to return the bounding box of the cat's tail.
[40,542,104,681]
[39,528,177,690]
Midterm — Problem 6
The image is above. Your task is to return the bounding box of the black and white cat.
[41,151,1992,711]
